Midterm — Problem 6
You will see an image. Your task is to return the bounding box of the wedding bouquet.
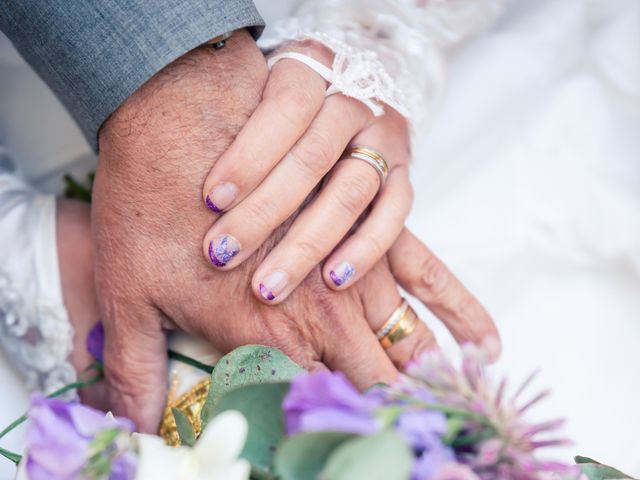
[0,324,634,480]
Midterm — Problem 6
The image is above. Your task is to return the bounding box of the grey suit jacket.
[0,1,264,152]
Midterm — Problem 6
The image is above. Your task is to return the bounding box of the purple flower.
[24,395,135,479]
[393,385,453,480]
[407,348,577,479]
[86,321,105,363]
[283,371,382,435]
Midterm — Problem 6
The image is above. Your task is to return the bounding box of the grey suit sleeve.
[0,1,264,152]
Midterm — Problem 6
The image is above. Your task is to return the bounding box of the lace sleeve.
[0,172,76,395]
[259,0,506,127]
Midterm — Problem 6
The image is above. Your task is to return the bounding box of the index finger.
[201,49,331,213]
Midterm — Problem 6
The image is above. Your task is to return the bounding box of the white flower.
[134,410,251,480]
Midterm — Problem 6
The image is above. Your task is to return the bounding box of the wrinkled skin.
[93,31,399,432]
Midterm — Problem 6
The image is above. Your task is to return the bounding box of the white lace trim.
[259,0,506,126]
[0,270,76,394]
[0,172,76,396]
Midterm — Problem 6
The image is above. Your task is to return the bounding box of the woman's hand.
[201,40,413,304]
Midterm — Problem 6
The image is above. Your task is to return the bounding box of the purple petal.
[86,321,105,363]
[283,371,380,435]
[296,408,379,435]
[413,445,456,480]
[24,395,134,479]
[111,453,138,480]
[395,410,447,450]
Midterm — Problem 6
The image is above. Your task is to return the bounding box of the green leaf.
[376,405,402,429]
[576,456,636,479]
[209,382,291,480]
[443,416,466,445]
[201,345,302,428]
[274,432,354,480]
[63,172,94,203]
[172,408,196,447]
[320,430,413,480]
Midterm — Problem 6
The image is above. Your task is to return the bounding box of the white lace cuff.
[0,173,76,395]
[259,0,506,127]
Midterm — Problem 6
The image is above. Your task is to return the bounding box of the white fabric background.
[1,0,639,477]
[405,0,640,473]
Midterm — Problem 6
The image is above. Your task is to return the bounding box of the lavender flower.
[283,371,381,435]
[23,395,135,480]
[283,371,454,480]
[397,410,454,479]
[86,321,105,363]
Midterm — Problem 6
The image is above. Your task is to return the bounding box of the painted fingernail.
[208,235,240,267]
[258,270,289,301]
[329,261,356,287]
[205,182,238,213]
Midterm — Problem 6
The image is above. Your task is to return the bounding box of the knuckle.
[336,174,376,215]
[294,236,326,266]
[417,253,450,298]
[271,81,318,127]
[363,233,387,261]
[233,144,269,173]
[292,130,337,175]
[239,199,280,234]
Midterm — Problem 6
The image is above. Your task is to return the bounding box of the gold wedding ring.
[342,145,389,188]
[376,298,419,349]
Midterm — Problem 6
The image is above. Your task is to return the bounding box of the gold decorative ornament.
[159,378,211,446]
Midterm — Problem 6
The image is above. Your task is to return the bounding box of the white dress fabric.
[0,0,639,477]
[259,0,505,123]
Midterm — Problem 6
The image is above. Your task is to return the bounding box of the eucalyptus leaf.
[209,382,291,480]
[201,345,302,428]
[575,456,635,479]
[320,430,413,480]
[172,408,196,447]
[275,432,354,480]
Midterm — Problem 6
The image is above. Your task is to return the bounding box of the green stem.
[0,447,21,465]
[168,350,214,374]
[451,426,498,447]
[397,395,493,425]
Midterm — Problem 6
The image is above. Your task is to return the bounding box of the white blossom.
[134,410,250,480]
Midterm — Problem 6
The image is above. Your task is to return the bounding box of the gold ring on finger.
[377,298,419,349]
[341,145,389,189]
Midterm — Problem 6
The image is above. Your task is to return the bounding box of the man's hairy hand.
[94,31,398,432]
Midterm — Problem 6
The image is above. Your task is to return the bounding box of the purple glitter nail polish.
[329,262,356,286]
[205,195,223,213]
[208,235,239,267]
[259,283,276,301]
[206,183,238,213]
[258,271,288,301]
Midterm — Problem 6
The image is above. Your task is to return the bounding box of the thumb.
[102,303,168,433]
